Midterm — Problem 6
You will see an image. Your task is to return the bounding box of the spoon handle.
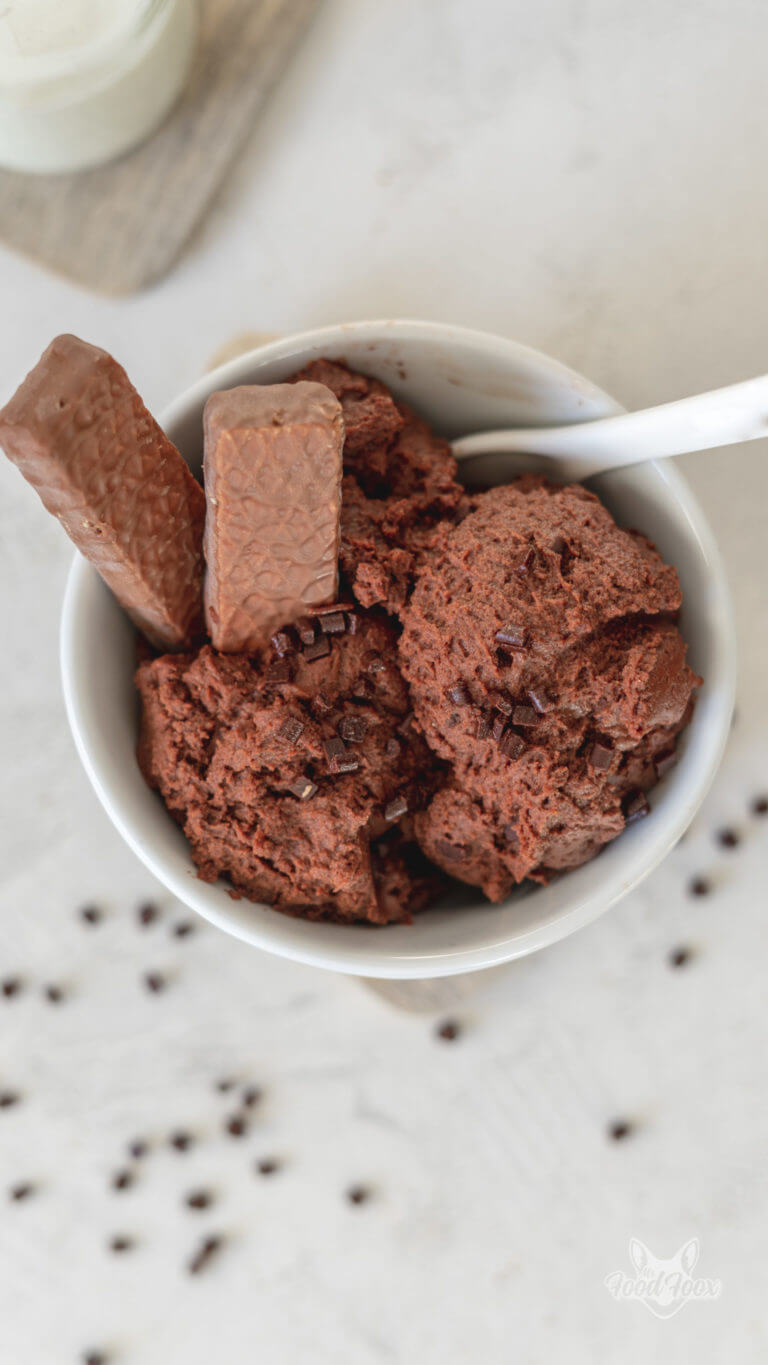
[451,372,768,476]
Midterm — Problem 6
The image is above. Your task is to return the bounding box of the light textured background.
[1,1,767,1361]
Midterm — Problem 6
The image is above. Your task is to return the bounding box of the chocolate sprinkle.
[314,601,354,617]
[590,740,613,770]
[339,715,367,743]
[278,716,304,745]
[491,693,513,716]
[512,705,539,728]
[143,971,166,994]
[137,900,159,927]
[9,1182,35,1201]
[82,1351,108,1365]
[297,620,316,646]
[43,984,65,1004]
[752,795,768,816]
[215,1078,237,1093]
[109,1235,134,1253]
[266,658,293,683]
[495,623,527,650]
[384,795,408,822]
[225,1114,248,1138]
[608,1119,633,1142]
[552,536,573,572]
[173,920,195,938]
[717,828,740,849]
[364,651,386,675]
[111,1169,134,1191]
[1,977,23,999]
[385,737,401,758]
[476,714,492,740]
[256,1157,281,1176]
[436,1019,461,1042]
[242,1085,262,1108]
[80,905,102,926]
[446,683,472,706]
[325,736,347,764]
[498,729,526,759]
[502,823,520,851]
[319,611,346,635]
[0,1091,21,1109]
[623,790,650,824]
[270,630,294,657]
[346,612,360,634]
[397,712,414,736]
[188,1235,223,1275]
[435,839,464,863]
[312,691,334,716]
[128,1140,148,1160]
[303,635,330,662]
[526,688,550,715]
[287,776,318,801]
[669,946,693,968]
[186,1190,213,1211]
[346,1184,371,1206]
[169,1131,194,1153]
[689,876,711,897]
[516,546,536,575]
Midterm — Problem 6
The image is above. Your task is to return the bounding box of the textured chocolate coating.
[203,383,344,652]
[0,334,205,650]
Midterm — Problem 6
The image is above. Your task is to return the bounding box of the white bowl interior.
[61,321,735,977]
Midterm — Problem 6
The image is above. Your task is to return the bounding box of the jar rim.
[0,0,171,93]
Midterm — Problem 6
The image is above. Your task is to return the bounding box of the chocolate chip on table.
[173,920,195,938]
[43,984,65,1004]
[669,946,693,968]
[108,1235,134,1253]
[446,683,472,706]
[339,715,367,743]
[717,827,740,849]
[9,1181,35,1201]
[225,1114,248,1138]
[435,1019,461,1042]
[346,1184,372,1206]
[82,1350,108,1365]
[215,1077,237,1094]
[137,900,160,927]
[689,876,711,897]
[287,777,318,801]
[623,790,650,824]
[143,971,166,994]
[79,904,103,926]
[384,795,408,823]
[654,748,678,778]
[242,1086,262,1109]
[186,1189,214,1211]
[278,716,304,745]
[752,795,768,816]
[256,1157,281,1177]
[607,1119,633,1142]
[1,977,23,999]
[188,1235,223,1275]
[319,611,346,635]
[495,623,527,650]
[0,1091,21,1109]
[128,1139,148,1160]
[512,704,539,728]
[303,635,330,662]
[590,740,613,770]
[111,1169,134,1192]
[498,729,526,760]
[169,1131,194,1153]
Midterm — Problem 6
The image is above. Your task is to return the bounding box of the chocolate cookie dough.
[136,612,443,924]
[398,477,700,899]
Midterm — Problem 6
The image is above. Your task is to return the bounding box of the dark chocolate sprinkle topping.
[498,729,526,759]
[446,683,472,706]
[186,1190,213,1211]
[623,790,650,824]
[339,715,367,743]
[278,716,304,745]
[384,795,408,823]
[297,620,316,646]
[512,704,539,728]
[303,635,330,662]
[82,1350,108,1365]
[266,658,293,683]
[495,623,527,650]
[526,688,550,715]
[319,611,346,635]
[491,714,506,741]
[128,1140,148,1160]
[270,630,294,657]
[287,776,318,801]
[435,839,464,863]
[491,693,513,716]
[590,740,613,770]
[476,714,492,740]
[188,1235,223,1275]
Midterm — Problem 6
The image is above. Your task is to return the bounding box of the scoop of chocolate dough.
[398,477,700,900]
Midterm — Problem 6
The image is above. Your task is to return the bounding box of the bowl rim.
[60,318,737,978]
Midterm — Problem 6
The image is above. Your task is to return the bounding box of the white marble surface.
[1,1,768,1361]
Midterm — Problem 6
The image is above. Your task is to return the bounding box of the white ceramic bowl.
[60,320,736,978]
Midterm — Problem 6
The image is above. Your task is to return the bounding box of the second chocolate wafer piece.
[203,382,344,652]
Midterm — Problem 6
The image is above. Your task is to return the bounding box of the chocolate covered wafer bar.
[0,335,205,650]
[203,382,344,652]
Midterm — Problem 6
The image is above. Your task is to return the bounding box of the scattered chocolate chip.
[43,983,65,1004]
[346,1184,371,1206]
[109,1235,134,1253]
[476,714,492,740]
[384,795,408,822]
[188,1235,223,1275]
[364,651,386,675]
[312,691,334,715]
[80,905,102,926]
[266,658,293,683]
[516,546,536,575]
[297,620,316,646]
[491,714,506,741]
[313,601,354,617]
[1,977,23,999]
[137,900,159,927]
[303,636,330,662]
[270,630,294,657]
[502,824,520,851]
[325,736,347,763]
[82,1350,108,1365]
[256,1157,281,1176]
[278,716,304,745]
[287,776,318,801]
[397,712,414,737]
[242,1085,262,1108]
[608,1119,633,1141]
[623,790,650,824]
[385,737,401,759]
[169,1131,194,1153]
[215,1078,237,1093]
[491,694,513,716]
[436,1019,461,1042]
[552,536,574,571]
[495,623,527,650]
[512,705,539,728]
[689,876,711,897]
[225,1114,248,1138]
[526,688,551,715]
[143,971,166,994]
[669,946,693,968]
[185,1189,213,1211]
[435,838,464,863]
[127,1139,148,1160]
[9,1181,35,1201]
[319,611,346,635]
[173,920,195,938]
[0,1091,21,1109]
[339,715,367,743]
[499,729,526,759]
[111,1169,134,1192]
[446,683,472,706]
[590,740,613,770]
[752,795,768,816]
[717,827,740,848]
[652,748,677,778]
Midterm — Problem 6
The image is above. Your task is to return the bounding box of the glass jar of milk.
[0,0,198,174]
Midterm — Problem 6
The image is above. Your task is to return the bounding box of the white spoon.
[451,373,768,480]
